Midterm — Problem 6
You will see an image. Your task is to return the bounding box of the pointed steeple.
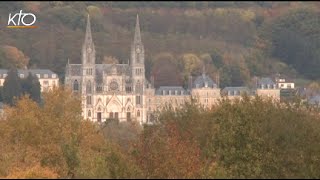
[133,14,141,44]
[84,14,93,44]
[202,65,206,78]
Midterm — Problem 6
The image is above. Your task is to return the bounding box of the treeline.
[0,88,320,178]
[0,2,319,87]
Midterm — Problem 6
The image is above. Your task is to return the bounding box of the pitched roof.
[193,74,217,88]
[156,86,190,95]
[258,77,275,85]
[0,69,57,79]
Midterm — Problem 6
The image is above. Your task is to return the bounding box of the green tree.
[20,73,41,103]
[2,68,22,106]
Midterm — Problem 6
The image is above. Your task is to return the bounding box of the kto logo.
[7,10,37,29]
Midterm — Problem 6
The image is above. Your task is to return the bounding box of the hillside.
[0,1,319,88]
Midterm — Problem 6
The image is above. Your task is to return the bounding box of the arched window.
[88,110,91,117]
[136,95,141,105]
[73,80,79,91]
[86,81,92,94]
[86,96,92,105]
[137,110,140,117]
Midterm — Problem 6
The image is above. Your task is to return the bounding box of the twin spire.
[133,14,142,44]
[84,14,92,44]
[84,14,141,46]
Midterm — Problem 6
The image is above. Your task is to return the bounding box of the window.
[86,81,92,94]
[43,80,49,86]
[86,96,92,105]
[96,86,103,92]
[288,84,292,89]
[44,74,48,78]
[137,110,140,117]
[126,86,132,93]
[88,110,91,117]
[109,112,114,119]
[73,80,79,91]
[136,95,141,105]
[52,74,56,78]
[86,68,92,75]
[36,74,40,78]
[115,112,119,120]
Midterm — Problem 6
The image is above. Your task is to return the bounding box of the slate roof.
[258,77,275,85]
[222,86,253,96]
[0,69,57,79]
[193,74,217,88]
[156,86,190,95]
[308,95,320,105]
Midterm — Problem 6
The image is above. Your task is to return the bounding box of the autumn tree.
[151,53,183,88]
[0,87,142,178]
[133,122,202,179]
[1,45,30,69]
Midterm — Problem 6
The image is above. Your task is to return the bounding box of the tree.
[1,45,29,69]
[2,68,22,105]
[0,87,141,178]
[151,53,183,88]
[133,122,202,179]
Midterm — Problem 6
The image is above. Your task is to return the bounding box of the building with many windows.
[0,69,59,92]
[65,14,280,124]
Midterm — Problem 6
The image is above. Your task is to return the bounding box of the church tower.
[81,14,96,119]
[130,14,146,123]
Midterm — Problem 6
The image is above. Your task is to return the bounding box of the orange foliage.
[5,164,58,179]
[2,45,30,69]
[134,122,202,178]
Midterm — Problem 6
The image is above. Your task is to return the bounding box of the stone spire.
[84,14,93,44]
[202,65,206,78]
[133,14,141,44]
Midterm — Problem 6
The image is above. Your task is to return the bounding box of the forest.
[0,2,320,89]
[1,87,320,178]
[1,2,320,178]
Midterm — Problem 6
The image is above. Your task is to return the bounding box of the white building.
[275,77,295,89]
[64,15,222,124]
[0,69,59,92]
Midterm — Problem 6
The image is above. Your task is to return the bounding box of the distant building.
[0,69,59,92]
[64,14,284,124]
[308,95,320,106]
[222,86,253,100]
[275,77,295,89]
[64,14,221,124]
[256,77,280,101]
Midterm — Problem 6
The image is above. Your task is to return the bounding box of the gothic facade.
[64,15,280,124]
